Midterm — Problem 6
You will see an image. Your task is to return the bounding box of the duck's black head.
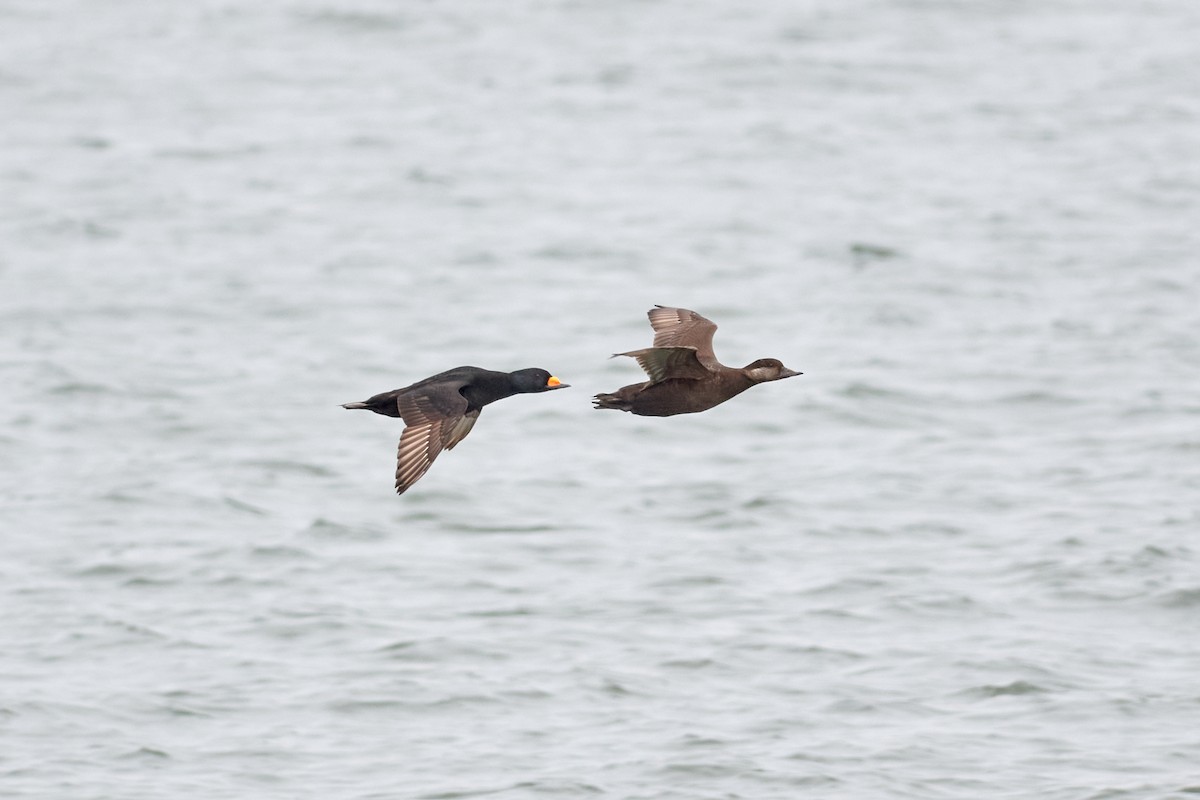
[742,358,802,383]
[509,368,570,393]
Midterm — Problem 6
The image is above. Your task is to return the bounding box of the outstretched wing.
[393,386,478,495]
[614,346,712,383]
[647,306,719,366]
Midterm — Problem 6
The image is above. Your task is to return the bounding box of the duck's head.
[743,358,802,383]
[510,368,570,392]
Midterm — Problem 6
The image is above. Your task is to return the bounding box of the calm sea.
[3,1,1199,798]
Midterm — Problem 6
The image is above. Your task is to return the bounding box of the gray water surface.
[3,1,1200,798]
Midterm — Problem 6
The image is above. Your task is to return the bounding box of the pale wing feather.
[615,346,711,383]
[393,390,474,495]
[442,411,480,451]
[647,306,719,365]
[395,421,444,495]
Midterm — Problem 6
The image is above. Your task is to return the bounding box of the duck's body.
[343,366,567,494]
[593,306,800,417]
[593,372,757,416]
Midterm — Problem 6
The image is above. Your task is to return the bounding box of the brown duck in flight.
[593,306,801,416]
[343,367,567,494]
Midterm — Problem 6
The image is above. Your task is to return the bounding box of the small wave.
[675,734,727,748]
[416,781,602,800]
[72,136,111,149]
[800,576,889,597]
[806,524,889,539]
[465,607,534,618]
[422,694,502,710]
[223,496,267,516]
[242,459,336,477]
[657,761,764,781]
[416,789,509,800]
[76,562,132,577]
[741,494,787,510]
[661,658,717,670]
[767,644,866,662]
[499,689,553,702]
[329,699,413,714]
[997,390,1084,406]
[376,640,447,664]
[296,9,409,33]
[967,680,1049,698]
[122,576,172,589]
[850,241,902,262]
[899,521,967,537]
[1128,544,1174,563]
[301,517,388,540]
[807,607,876,621]
[836,381,913,401]
[447,523,557,534]
[529,243,635,263]
[891,592,982,615]
[155,145,261,161]
[1157,587,1200,608]
[48,381,113,395]
[375,639,503,664]
[158,704,212,718]
[651,574,726,589]
[411,167,455,186]
[823,697,878,713]
[118,747,170,760]
[600,678,637,697]
[432,780,604,798]
[248,544,314,560]
[99,489,145,504]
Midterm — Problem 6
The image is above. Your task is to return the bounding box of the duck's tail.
[593,392,631,412]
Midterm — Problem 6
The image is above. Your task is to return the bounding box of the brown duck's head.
[743,358,802,383]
